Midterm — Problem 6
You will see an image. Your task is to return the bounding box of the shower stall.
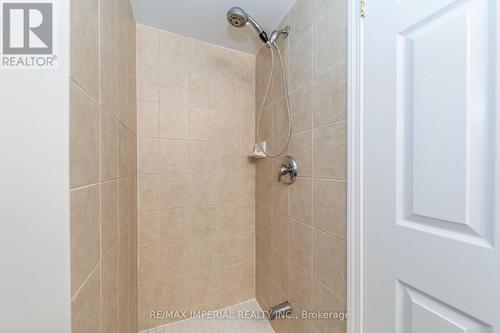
[132,1,347,332]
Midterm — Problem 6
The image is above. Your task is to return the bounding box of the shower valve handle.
[277,156,297,184]
[277,165,290,181]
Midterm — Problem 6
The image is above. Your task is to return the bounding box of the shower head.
[226,7,269,44]
[226,7,248,28]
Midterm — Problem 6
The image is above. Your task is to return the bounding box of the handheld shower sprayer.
[226,7,269,44]
[226,7,292,158]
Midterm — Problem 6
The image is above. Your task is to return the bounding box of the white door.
[363,0,500,332]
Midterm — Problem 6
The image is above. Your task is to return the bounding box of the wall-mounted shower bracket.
[268,26,291,46]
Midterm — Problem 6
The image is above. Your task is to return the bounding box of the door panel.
[397,0,495,247]
[363,0,500,332]
[397,282,491,333]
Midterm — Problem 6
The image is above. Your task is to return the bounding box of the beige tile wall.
[135,25,256,330]
[70,0,138,332]
[255,0,347,332]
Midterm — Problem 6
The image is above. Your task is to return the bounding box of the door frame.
[347,0,364,332]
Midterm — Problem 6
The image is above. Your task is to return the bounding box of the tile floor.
[140,299,275,333]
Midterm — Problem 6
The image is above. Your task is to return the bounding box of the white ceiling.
[131,0,295,55]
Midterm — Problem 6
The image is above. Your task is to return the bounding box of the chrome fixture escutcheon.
[277,155,297,184]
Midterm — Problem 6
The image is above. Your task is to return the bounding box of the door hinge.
[360,0,366,17]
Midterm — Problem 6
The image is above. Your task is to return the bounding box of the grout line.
[97,1,106,331]
[70,174,131,192]
[137,259,256,288]
[97,0,103,329]
[70,78,98,105]
[137,229,256,251]
[70,261,100,303]
[312,177,348,182]
[312,119,347,131]
[70,181,101,192]
[313,224,347,242]
[137,23,258,58]
[310,0,317,321]
[101,101,135,133]
[315,277,348,304]
[137,134,256,144]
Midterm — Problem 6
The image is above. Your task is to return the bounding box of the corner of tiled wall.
[135,25,257,331]
[69,0,138,332]
[255,0,348,332]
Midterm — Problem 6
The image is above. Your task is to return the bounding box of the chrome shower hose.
[256,42,292,158]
